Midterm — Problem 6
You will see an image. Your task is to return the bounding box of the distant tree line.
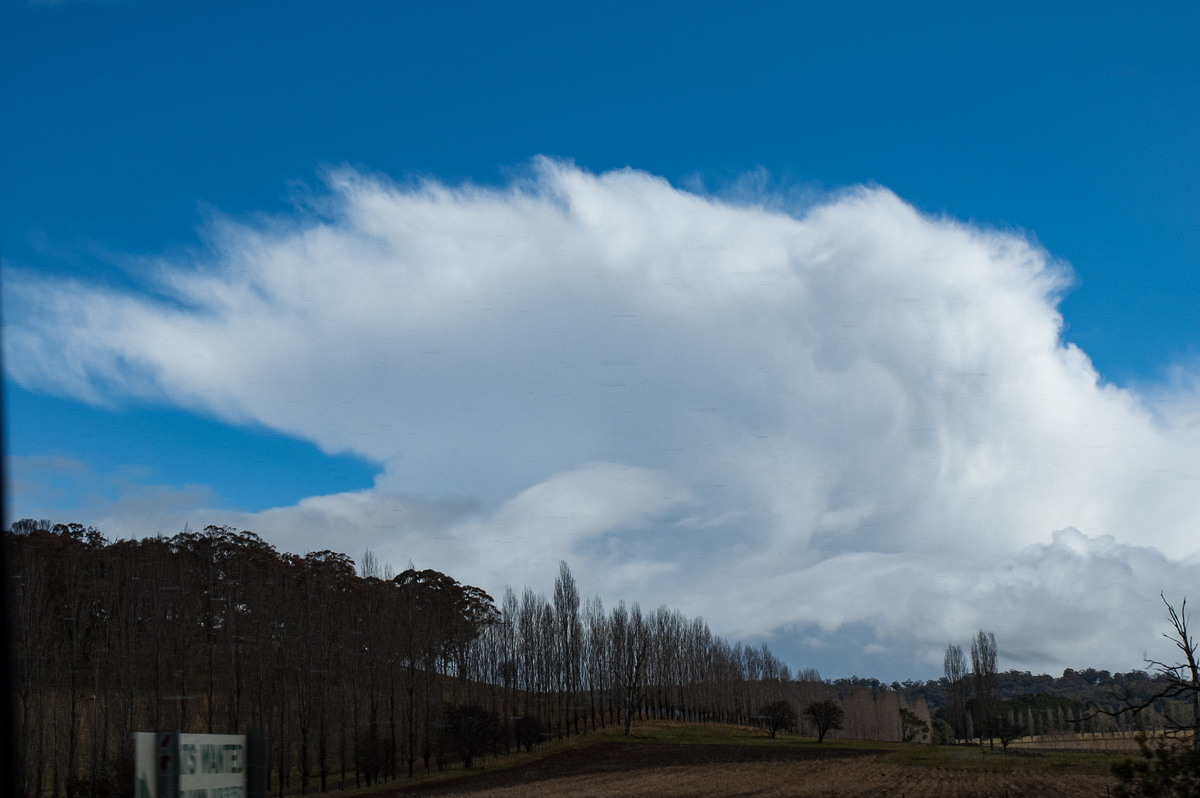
[902,664,1186,712]
[5,520,929,798]
[886,631,1198,749]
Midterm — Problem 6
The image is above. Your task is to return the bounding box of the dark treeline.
[6,520,927,798]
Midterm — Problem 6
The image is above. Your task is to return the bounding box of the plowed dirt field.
[395,742,1116,797]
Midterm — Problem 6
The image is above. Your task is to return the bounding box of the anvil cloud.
[7,160,1200,677]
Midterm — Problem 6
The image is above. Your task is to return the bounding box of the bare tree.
[1157,595,1200,750]
[552,562,582,735]
[582,596,609,730]
[611,602,651,736]
[943,643,969,742]
[971,630,998,747]
[1105,596,1200,796]
[1110,593,1200,750]
[359,549,381,580]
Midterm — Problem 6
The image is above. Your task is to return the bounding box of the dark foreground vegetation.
[5,521,926,798]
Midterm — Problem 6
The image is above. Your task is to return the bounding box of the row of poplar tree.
[6,520,928,798]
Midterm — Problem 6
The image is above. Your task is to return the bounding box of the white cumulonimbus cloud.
[6,158,1200,677]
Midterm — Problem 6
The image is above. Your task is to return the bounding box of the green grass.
[878,741,1123,777]
[597,720,779,745]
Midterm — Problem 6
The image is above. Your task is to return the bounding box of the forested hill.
[889,667,1170,711]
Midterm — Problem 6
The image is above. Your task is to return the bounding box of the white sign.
[179,734,245,798]
[135,732,247,798]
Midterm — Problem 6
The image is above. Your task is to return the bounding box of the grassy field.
[362,721,1126,797]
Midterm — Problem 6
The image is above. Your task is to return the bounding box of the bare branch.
[1105,593,1200,750]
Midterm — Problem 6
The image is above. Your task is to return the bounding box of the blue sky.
[4,1,1199,681]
